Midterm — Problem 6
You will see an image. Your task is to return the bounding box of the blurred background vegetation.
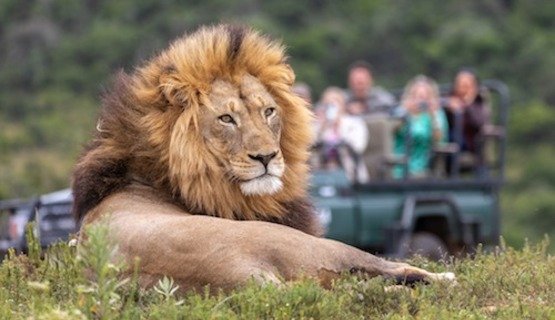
[1,0,554,249]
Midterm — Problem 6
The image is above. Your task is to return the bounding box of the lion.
[72,24,454,292]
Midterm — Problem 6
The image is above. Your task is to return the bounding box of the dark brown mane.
[72,73,136,222]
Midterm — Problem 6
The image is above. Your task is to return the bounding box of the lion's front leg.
[267,234,456,288]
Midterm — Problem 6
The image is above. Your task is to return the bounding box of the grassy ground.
[1,225,554,319]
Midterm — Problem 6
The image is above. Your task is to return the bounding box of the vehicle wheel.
[403,232,449,261]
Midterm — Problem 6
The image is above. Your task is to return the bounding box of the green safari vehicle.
[311,80,509,260]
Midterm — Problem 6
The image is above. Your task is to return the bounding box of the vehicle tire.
[403,232,449,261]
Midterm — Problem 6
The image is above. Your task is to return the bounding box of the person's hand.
[405,99,418,114]
[447,97,463,111]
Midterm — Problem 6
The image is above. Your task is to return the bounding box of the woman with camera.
[313,86,370,182]
[392,75,448,179]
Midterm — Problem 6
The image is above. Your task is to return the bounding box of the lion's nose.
[248,151,277,167]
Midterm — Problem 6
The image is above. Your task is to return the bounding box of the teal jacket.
[393,109,448,178]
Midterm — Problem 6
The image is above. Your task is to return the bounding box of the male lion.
[73,24,453,292]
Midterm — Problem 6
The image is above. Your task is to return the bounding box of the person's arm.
[429,112,442,143]
[465,93,491,130]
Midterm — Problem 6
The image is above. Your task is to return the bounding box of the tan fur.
[74,25,453,293]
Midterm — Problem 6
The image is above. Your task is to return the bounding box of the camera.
[418,101,429,111]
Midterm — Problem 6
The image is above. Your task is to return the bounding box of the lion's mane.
[72,25,320,235]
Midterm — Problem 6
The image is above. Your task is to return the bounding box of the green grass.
[1,225,554,319]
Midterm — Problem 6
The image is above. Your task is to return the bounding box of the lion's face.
[197,75,285,196]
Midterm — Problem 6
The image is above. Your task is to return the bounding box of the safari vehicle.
[0,189,75,257]
[311,80,509,260]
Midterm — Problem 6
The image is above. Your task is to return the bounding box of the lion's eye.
[218,114,236,125]
[264,107,276,118]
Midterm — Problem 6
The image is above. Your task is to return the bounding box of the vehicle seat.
[361,114,401,180]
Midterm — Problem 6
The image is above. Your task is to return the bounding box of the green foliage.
[77,223,131,319]
[25,220,41,264]
[1,229,555,318]
[509,101,555,145]
[502,146,555,248]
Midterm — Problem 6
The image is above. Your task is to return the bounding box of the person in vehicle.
[313,87,369,182]
[345,60,396,115]
[445,68,491,175]
[392,75,448,179]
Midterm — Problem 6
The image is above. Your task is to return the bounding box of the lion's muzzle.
[240,151,284,196]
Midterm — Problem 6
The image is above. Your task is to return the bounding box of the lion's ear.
[159,66,189,108]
